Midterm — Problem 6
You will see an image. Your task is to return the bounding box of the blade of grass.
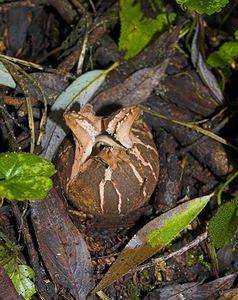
[1,59,36,153]
[217,170,238,205]
[140,105,238,152]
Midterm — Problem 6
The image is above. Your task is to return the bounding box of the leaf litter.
[0,1,238,299]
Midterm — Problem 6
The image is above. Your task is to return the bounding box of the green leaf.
[0,240,20,274]
[0,242,17,274]
[0,152,56,200]
[11,265,36,300]
[119,0,176,59]
[208,198,238,249]
[0,233,36,300]
[147,194,212,246]
[176,0,229,15]
[235,29,238,40]
[0,244,20,274]
[90,194,212,294]
[0,62,16,88]
[207,41,238,70]
[50,69,107,111]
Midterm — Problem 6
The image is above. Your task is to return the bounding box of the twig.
[11,202,52,300]
[96,290,111,300]
[0,102,19,151]
[88,0,96,15]
[177,114,230,156]
[77,16,90,75]
[134,232,208,272]
[140,105,238,152]
[0,53,74,79]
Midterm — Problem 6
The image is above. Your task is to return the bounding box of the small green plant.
[0,232,36,300]
[206,29,238,90]
[119,0,176,59]
[120,270,154,300]
[118,0,231,60]
[0,152,56,201]
[235,29,238,40]
[187,251,211,270]
[176,0,229,15]
[207,39,238,71]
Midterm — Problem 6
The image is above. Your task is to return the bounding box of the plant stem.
[185,12,199,52]
[217,170,238,205]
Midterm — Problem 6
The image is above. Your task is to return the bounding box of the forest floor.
[0,1,238,299]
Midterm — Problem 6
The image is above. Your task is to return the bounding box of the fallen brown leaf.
[31,187,95,300]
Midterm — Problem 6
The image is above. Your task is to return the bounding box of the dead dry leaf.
[31,188,95,300]
[92,60,168,111]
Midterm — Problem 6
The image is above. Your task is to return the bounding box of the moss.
[119,270,155,299]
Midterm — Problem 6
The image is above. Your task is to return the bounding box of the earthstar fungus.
[58,104,159,217]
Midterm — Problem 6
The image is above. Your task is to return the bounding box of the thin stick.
[96,290,111,300]
[0,53,73,79]
[11,202,52,300]
[217,171,238,205]
[140,105,238,152]
[134,232,208,272]
[77,18,89,75]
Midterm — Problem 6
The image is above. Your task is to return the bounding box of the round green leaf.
[0,152,56,200]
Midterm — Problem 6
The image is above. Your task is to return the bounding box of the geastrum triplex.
[57,104,159,217]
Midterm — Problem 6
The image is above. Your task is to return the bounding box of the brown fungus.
[57,104,159,217]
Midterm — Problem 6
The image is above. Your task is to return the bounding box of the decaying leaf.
[92,61,168,111]
[191,20,224,104]
[144,273,237,299]
[91,194,212,294]
[30,72,68,105]
[144,96,233,177]
[160,70,220,117]
[0,234,36,300]
[0,266,23,300]
[31,188,95,300]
